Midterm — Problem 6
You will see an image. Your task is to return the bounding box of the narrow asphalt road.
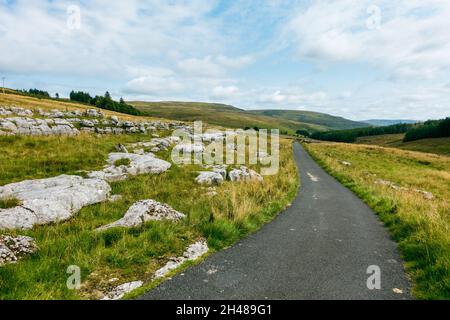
[140,143,411,300]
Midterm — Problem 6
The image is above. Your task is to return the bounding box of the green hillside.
[249,109,368,131]
[357,134,450,157]
[131,101,364,134]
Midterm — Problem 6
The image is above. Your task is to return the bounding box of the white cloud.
[258,88,327,106]
[125,75,185,96]
[216,55,254,69]
[0,0,223,78]
[284,0,450,79]
[177,56,225,78]
[177,55,254,78]
[212,85,240,98]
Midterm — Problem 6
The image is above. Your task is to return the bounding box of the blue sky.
[1,0,450,120]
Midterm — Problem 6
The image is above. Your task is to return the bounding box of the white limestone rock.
[340,160,352,167]
[0,235,38,266]
[87,153,171,182]
[102,281,143,300]
[375,179,434,200]
[0,244,17,265]
[229,166,263,183]
[108,153,170,173]
[173,143,204,153]
[111,116,119,125]
[0,120,18,133]
[154,240,209,279]
[0,175,111,230]
[133,149,145,155]
[81,120,95,127]
[204,165,228,179]
[96,200,185,231]
[195,172,224,186]
[86,109,104,118]
[202,132,225,143]
[87,165,130,182]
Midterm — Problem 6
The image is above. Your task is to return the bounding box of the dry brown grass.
[211,140,298,222]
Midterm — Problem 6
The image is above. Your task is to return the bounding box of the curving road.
[140,143,411,300]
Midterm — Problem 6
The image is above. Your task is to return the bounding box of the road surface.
[140,143,411,300]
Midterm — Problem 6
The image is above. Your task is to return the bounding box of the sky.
[1,0,450,121]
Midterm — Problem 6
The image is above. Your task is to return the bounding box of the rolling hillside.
[356,134,450,156]
[131,101,365,134]
[249,110,368,131]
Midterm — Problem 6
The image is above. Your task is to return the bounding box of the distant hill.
[131,101,365,134]
[363,119,418,126]
[249,110,368,131]
[357,134,450,157]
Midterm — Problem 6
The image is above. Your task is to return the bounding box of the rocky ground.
[0,105,185,136]
[0,104,278,300]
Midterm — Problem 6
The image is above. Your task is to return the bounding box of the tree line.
[13,88,141,117]
[404,117,450,142]
[69,91,141,116]
[309,117,450,143]
[17,89,51,99]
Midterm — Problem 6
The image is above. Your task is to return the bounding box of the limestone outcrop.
[0,175,111,230]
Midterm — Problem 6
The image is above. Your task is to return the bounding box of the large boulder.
[0,175,111,230]
[88,153,171,182]
[107,153,171,174]
[97,200,185,231]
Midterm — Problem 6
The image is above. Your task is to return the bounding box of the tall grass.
[305,142,450,299]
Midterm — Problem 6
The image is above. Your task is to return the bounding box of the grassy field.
[357,134,450,156]
[304,142,450,299]
[131,101,366,134]
[0,133,298,299]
